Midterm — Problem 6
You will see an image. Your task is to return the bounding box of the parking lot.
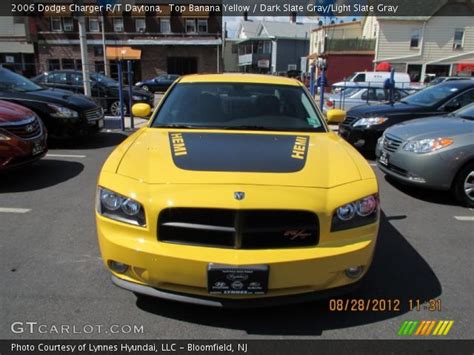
[1,123,472,340]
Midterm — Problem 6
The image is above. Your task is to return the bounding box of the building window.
[197,19,208,33]
[185,19,196,33]
[95,61,105,74]
[410,28,421,48]
[47,59,60,71]
[160,18,171,33]
[51,17,62,31]
[113,17,124,32]
[94,46,104,57]
[135,18,146,32]
[263,41,271,54]
[61,58,75,69]
[63,18,74,32]
[89,18,100,32]
[453,29,464,49]
[75,59,82,71]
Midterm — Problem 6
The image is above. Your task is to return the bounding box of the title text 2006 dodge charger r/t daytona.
[96,74,380,307]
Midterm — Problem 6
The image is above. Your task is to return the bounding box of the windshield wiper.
[223,125,271,130]
[154,124,208,129]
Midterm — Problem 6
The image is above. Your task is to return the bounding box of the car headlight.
[0,133,11,141]
[96,187,146,227]
[132,95,146,101]
[353,117,388,127]
[331,194,379,232]
[47,104,79,118]
[403,137,453,154]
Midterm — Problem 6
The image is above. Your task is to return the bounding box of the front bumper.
[0,134,47,170]
[96,179,379,305]
[375,143,454,190]
[339,125,383,153]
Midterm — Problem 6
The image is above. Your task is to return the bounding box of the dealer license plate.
[379,151,389,166]
[207,264,269,295]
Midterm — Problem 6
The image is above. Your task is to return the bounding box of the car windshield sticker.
[169,132,309,173]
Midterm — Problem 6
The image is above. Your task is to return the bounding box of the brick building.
[29,4,222,81]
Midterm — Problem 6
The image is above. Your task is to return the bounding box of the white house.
[370,2,474,82]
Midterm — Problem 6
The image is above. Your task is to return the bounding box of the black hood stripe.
[169,132,309,173]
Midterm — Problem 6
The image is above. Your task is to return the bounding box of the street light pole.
[78,15,91,96]
[101,15,109,76]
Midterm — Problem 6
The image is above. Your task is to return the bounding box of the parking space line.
[46,154,87,158]
[454,216,474,221]
[0,207,31,214]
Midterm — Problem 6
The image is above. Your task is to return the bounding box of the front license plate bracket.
[207,264,269,295]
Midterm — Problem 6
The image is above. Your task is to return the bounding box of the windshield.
[0,68,43,92]
[454,103,474,119]
[151,83,326,132]
[90,72,118,87]
[401,84,462,107]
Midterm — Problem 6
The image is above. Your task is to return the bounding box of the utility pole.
[101,15,109,76]
[78,15,91,96]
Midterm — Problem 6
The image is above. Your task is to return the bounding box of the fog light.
[109,260,129,274]
[345,266,364,279]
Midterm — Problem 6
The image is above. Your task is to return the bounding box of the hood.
[348,102,429,117]
[115,129,363,188]
[0,100,35,123]
[386,116,474,141]
[24,88,98,109]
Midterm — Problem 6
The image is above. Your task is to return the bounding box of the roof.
[237,20,260,39]
[311,21,362,32]
[259,21,312,39]
[178,73,301,86]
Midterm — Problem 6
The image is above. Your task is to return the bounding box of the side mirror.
[326,109,346,124]
[444,101,461,112]
[132,103,151,118]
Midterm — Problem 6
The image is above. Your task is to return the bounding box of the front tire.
[453,162,474,207]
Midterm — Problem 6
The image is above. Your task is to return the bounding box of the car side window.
[48,72,68,85]
[353,74,366,82]
[446,89,474,109]
[71,73,83,86]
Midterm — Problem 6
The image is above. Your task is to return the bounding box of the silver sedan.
[375,103,474,207]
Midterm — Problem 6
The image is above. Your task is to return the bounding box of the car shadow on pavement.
[49,132,129,150]
[136,211,442,336]
[0,159,83,193]
[384,175,460,207]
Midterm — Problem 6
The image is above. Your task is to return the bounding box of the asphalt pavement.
[0,128,472,340]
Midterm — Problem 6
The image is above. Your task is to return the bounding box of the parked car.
[323,87,413,113]
[375,103,474,207]
[0,67,104,140]
[33,70,154,116]
[339,81,474,153]
[135,74,180,93]
[96,74,380,306]
[0,100,47,170]
[427,76,474,86]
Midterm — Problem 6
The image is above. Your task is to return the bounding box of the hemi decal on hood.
[169,132,309,173]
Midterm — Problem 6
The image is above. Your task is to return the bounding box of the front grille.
[158,208,319,249]
[0,116,41,140]
[383,134,404,153]
[342,116,359,126]
[84,107,103,121]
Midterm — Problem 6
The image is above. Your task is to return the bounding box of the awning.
[106,46,141,61]
[457,63,474,72]
[376,61,392,72]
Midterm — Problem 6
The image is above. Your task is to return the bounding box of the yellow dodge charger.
[96,74,379,307]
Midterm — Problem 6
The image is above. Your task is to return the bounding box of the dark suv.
[33,70,154,116]
[0,67,104,140]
